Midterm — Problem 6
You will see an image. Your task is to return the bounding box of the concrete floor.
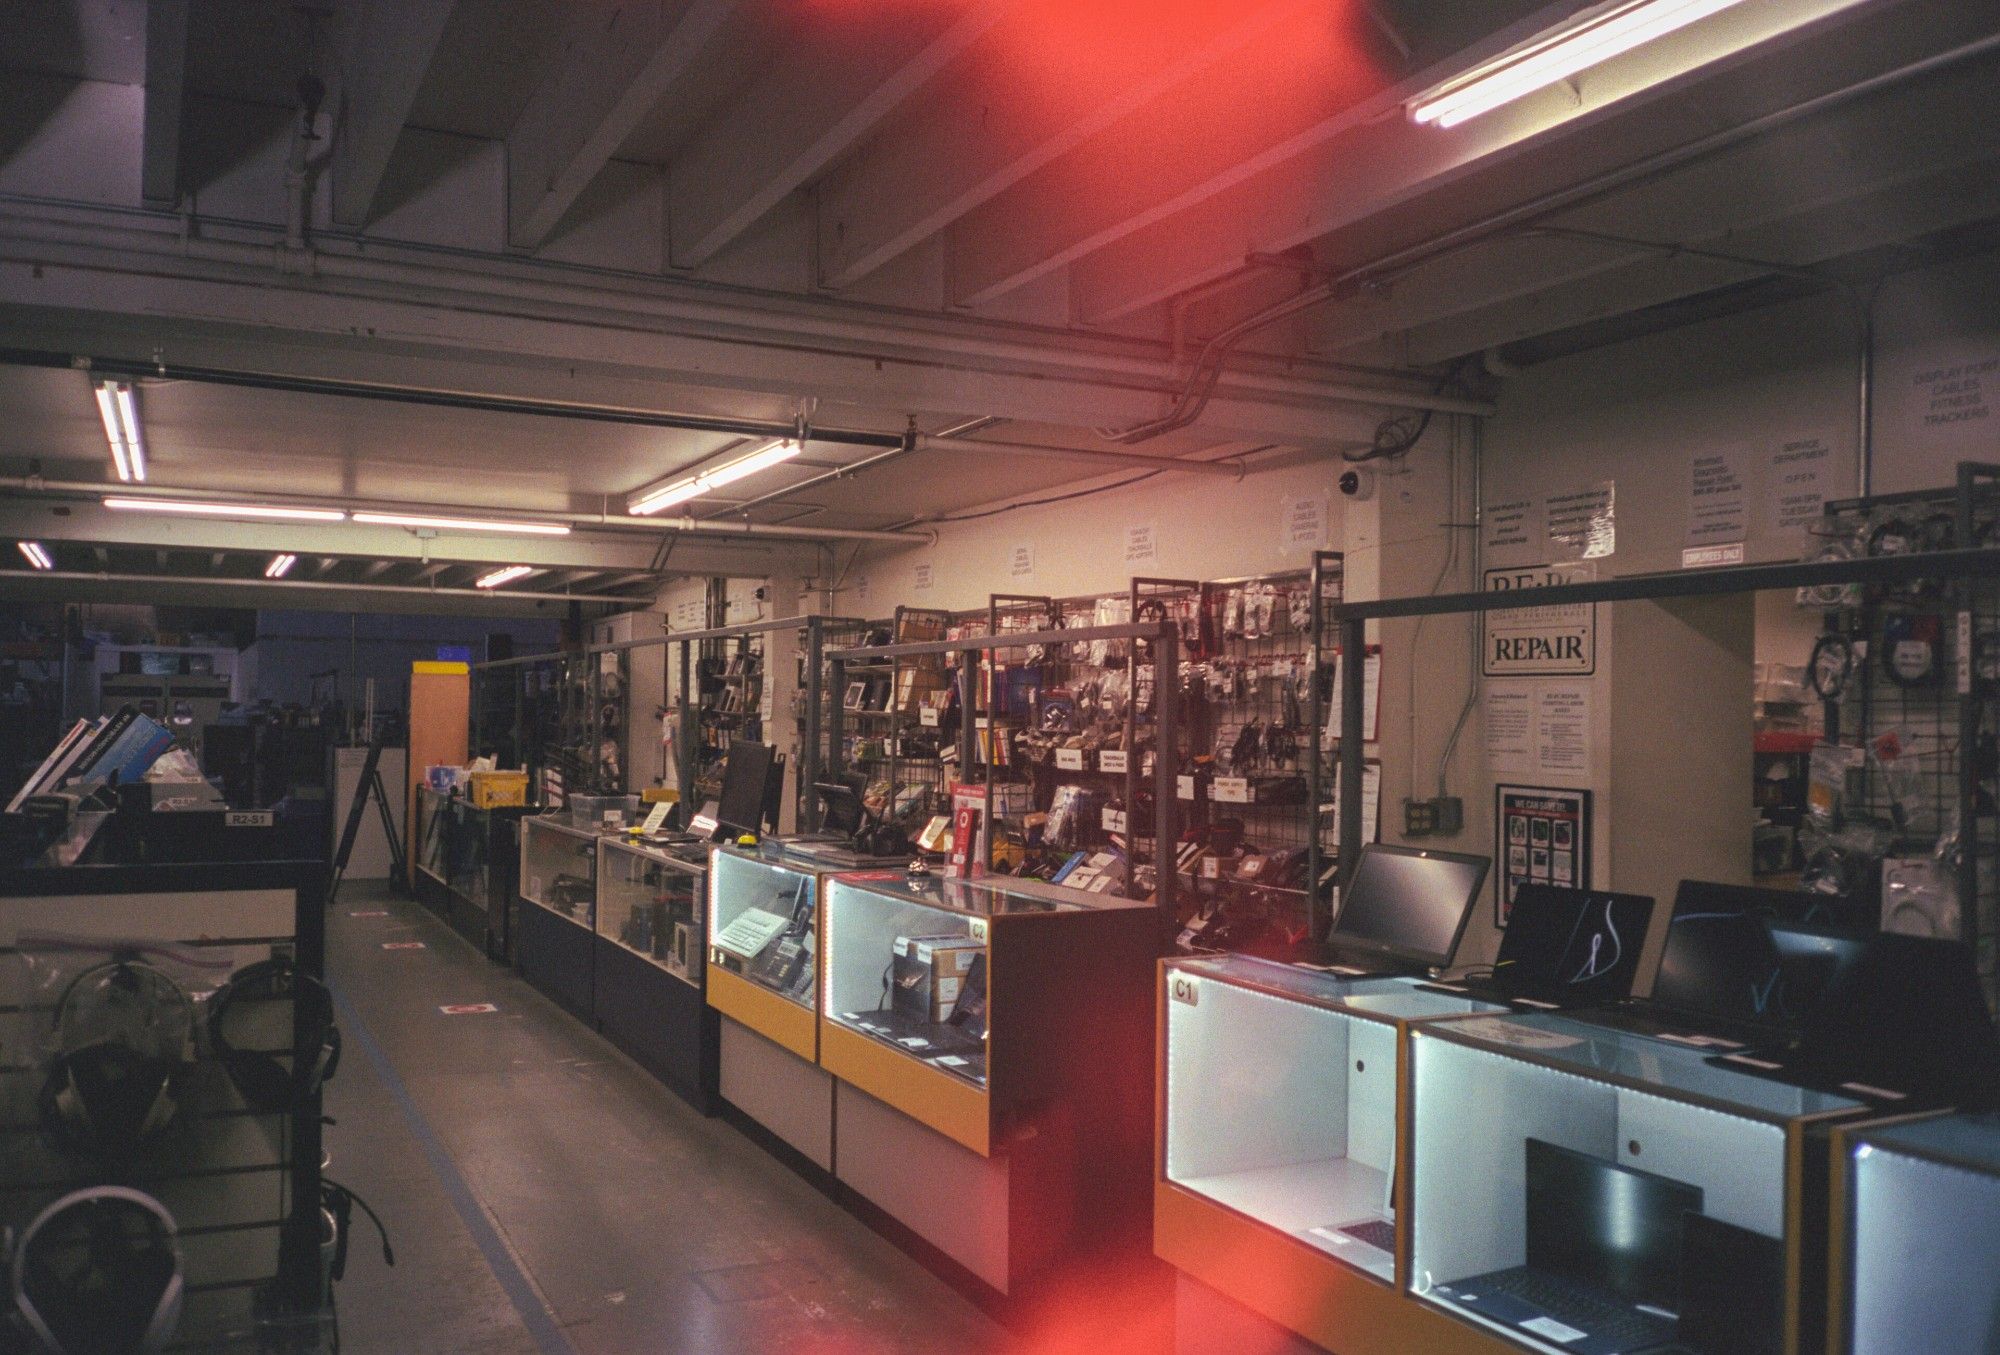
[324,884,1017,1355]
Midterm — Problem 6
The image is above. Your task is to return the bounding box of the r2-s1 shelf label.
[226,811,274,828]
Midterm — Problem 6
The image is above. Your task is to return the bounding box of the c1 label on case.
[1169,972,1200,1006]
[968,918,989,944]
[1099,749,1129,774]
[1055,747,1085,770]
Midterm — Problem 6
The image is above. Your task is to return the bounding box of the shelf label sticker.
[1169,972,1200,1007]
[1177,774,1197,801]
[968,918,988,943]
[919,706,941,727]
[1098,749,1129,774]
[1102,808,1128,835]
[225,811,274,828]
[1055,748,1085,770]
[381,941,426,951]
[439,1003,497,1015]
[1213,776,1250,804]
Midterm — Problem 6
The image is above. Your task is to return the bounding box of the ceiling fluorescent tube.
[94,382,133,483]
[627,441,799,516]
[265,553,298,578]
[113,383,148,483]
[352,511,571,536]
[18,542,53,570]
[476,565,534,589]
[104,496,348,523]
[1409,0,1752,128]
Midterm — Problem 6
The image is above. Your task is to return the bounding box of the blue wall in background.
[251,610,562,712]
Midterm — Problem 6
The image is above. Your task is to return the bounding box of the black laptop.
[1422,885,1654,1010]
[1576,880,1868,1052]
[1435,1139,1702,1355]
[1307,844,1489,977]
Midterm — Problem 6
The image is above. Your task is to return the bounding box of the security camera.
[1338,468,1376,500]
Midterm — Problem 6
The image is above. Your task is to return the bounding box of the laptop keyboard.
[1486,1270,1673,1350]
[1338,1219,1396,1251]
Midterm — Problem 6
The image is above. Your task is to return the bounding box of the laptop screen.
[1655,881,1868,1030]
[1500,886,1654,1001]
[1332,845,1489,967]
[1524,1138,1703,1311]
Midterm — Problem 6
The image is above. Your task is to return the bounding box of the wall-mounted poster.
[1494,785,1592,926]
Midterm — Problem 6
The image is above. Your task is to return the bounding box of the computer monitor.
[716,740,775,837]
[759,752,787,834]
[1332,844,1489,968]
[813,780,868,838]
[1501,886,1655,1001]
[1524,1138,1703,1311]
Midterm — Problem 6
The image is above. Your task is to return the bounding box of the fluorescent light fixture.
[264,553,298,579]
[103,496,347,523]
[352,511,571,536]
[17,541,53,570]
[93,380,147,483]
[475,565,534,589]
[1409,0,1753,128]
[627,440,800,516]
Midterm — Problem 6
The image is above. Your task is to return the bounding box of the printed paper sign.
[1282,496,1328,552]
[1764,434,1835,538]
[1495,785,1591,924]
[1682,542,1745,569]
[1482,498,1543,566]
[1546,481,1615,561]
[439,1003,498,1015]
[1685,448,1748,548]
[1008,543,1035,579]
[1125,523,1157,564]
[1485,688,1533,774]
[1909,353,1997,435]
[1535,683,1592,776]
[913,562,934,591]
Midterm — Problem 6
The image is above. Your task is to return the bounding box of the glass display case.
[1838,1110,2000,1354]
[520,815,599,928]
[598,838,704,987]
[414,785,451,888]
[517,814,601,1019]
[705,844,846,1063]
[818,868,1163,1297]
[1409,1012,1867,1355]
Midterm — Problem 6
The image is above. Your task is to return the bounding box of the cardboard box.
[469,770,528,808]
[891,934,983,1024]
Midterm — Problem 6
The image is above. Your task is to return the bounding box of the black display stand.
[517,901,596,1024]
[592,934,719,1113]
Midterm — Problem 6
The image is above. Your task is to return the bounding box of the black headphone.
[10,1187,184,1355]
[207,958,341,1114]
[38,960,192,1161]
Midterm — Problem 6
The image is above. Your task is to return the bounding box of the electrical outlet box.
[1434,796,1464,835]
[1403,799,1437,836]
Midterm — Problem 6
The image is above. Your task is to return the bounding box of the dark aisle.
[322,885,1015,1355]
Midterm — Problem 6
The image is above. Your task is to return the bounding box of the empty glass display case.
[598,837,704,987]
[520,815,599,928]
[1410,1012,1867,1355]
[414,785,451,888]
[1837,1110,2000,1354]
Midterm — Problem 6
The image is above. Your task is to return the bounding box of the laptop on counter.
[1421,885,1654,1010]
[1304,844,1490,978]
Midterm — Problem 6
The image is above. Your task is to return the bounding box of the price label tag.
[1102,808,1128,835]
[1177,775,1197,801]
[1213,776,1251,804]
[1098,749,1129,774]
[1169,972,1200,1006]
[920,706,941,727]
[1055,748,1085,770]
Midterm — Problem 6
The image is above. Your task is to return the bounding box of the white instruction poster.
[1763,434,1836,538]
[1125,523,1157,564]
[1534,683,1592,776]
[1007,543,1035,579]
[1484,687,1535,775]
[1685,446,1749,548]
[1322,760,1383,850]
[1908,352,1997,436]
[913,562,934,592]
[1282,496,1329,552]
[1483,498,1543,566]
[1546,481,1615,561]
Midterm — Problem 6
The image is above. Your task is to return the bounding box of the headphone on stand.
[9,1187,184,1355]
[37,959,193,1161]
[207,957,342,1115]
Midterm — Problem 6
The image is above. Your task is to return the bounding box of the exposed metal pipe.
[1101,28,2000,444]
[918,434,1257,476]
[0,347,907,452]
[712,416,999,522]
[0,568,654,606]
[0,476,929,544]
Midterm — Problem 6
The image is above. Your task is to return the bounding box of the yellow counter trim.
[820,1018,991,1157]
[706,967,817,1062]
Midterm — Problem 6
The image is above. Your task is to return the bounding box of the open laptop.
[1434,1139,1702,1355]
[1308,844,1490,977]
[1575,880,1868,1052]
[1421,886,1654,1010]
[1305,1166,1398,1279]
[1714,931,2000,1108]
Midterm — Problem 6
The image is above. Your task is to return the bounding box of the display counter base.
[719,1015,834,1170]
[517,901,595,1024]
[595,936,717,1115]
[1176,1272,1330,1355]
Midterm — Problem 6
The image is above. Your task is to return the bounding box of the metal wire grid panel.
[688,631,766,807]
[1308,551,1353,938]
[835,608,953,833]
[1175,571,1316,947]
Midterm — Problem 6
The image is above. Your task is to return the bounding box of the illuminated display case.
[1409,1013,1867,1355]
[819,870,1160,1297]
[1157,955,1505,1354]
[517,815,601,1019]
[594,836,716,1109]
[1834,1110,2000,1354]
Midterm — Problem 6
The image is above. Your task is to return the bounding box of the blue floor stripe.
[330,984,580,1355]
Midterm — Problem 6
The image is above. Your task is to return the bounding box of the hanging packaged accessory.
[206,957,341,1114]
[38,958,193,1161]
[9,1187,184,1355]
[1807,633,1858,701]
[1881,613,1940,689]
